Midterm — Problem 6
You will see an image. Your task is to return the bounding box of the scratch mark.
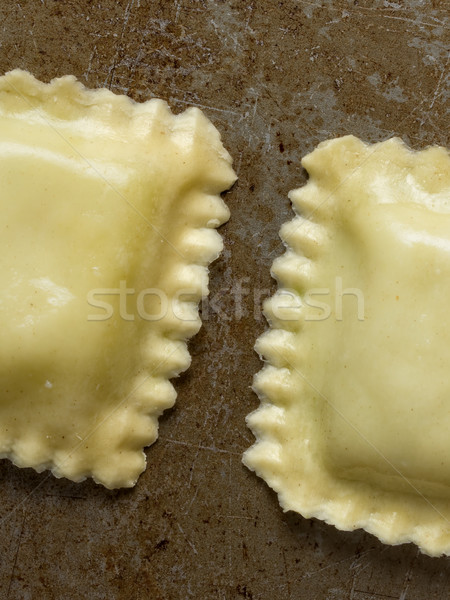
[251,96,258,126]
[300,546,378,581]
[349,572,357,600]
[282,549,292,600]
[354,592,398,599]
[244,8,253,33]
[362,10,445,28]
[349,545,390,577]
[429,59,449,109]
[186,448,200,490]
[160,437,242,456]
[174,0,182,23]
[264,122,272,153]
[45,494,87,500]
[6,510,26,600]
[399,549,419,600]
[235,150,243,176]
[15,1,25,17]
[84,45,97,81]
[177,523,198,555]
[28,30,38,52]
[170,96,242,117]
[108,0,135,89]
[182,447,200,515]
[183,486,199,516]
[296,0,446,28]
[231,33,241,53]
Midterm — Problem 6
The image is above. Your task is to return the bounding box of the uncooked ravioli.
[0,69,236,488]
[244,135,450,556]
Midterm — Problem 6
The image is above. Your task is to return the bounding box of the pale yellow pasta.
[244,136,450,556]
[0,70,236,488]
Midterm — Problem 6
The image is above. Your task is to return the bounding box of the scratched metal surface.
[0,1,449,599]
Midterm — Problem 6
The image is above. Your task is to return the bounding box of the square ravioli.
[0,70,236,488]
[244,136,450,556]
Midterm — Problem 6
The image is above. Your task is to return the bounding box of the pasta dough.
[0,70,236,488]
[244,136,450,556]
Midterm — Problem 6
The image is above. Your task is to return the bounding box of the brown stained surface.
[0,0,449,598]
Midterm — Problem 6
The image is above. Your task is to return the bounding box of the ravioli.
[0,70,236,488]
[244,136,450,556]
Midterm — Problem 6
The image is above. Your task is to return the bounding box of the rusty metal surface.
[0,1,449,598]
